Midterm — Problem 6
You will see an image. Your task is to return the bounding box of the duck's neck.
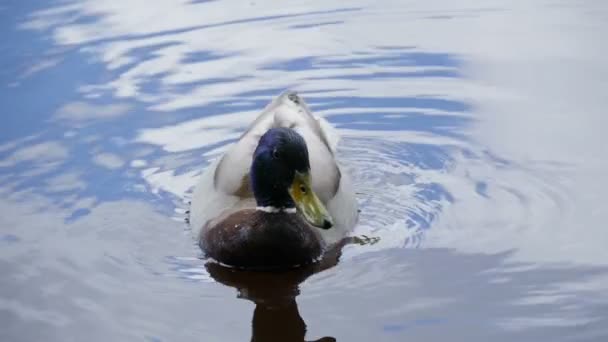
[253,187,296,213]
[256,205,297,213]
[250,159,296,213]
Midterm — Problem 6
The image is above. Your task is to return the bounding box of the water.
[1,0,608,341]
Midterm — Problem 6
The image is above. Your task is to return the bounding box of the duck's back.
[201,210,324,270]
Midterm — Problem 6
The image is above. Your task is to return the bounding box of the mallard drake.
[190,91,358,270]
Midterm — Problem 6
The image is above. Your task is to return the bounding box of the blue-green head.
[250,128,333,229]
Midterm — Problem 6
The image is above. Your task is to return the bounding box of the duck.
[189,91,358,270]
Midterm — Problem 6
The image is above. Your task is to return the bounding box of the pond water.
[1,1,608,341]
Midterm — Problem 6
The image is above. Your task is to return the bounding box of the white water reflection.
[54,101,132,125]
[0,142,68,167]
[20,1,470,109]
[424,2,608,265]
[91,153,124,170]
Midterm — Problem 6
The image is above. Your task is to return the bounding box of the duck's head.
[251,128,333,229]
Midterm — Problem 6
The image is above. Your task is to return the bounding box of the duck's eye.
[300,184,307,193]
[272,148,280,159]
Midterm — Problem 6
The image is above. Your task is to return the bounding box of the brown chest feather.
[200,210,324,270]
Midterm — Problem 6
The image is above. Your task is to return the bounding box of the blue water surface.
[1,1,608,341]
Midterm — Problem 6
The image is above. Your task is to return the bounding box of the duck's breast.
[201,210,324,270]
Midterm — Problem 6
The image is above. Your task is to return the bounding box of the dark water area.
[1,1,608,341]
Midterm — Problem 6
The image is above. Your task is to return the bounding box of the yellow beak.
[288,171,334,229]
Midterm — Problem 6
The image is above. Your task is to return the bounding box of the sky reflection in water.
[1,1,608,341]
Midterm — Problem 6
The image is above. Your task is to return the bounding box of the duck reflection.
[205,244,345,342]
